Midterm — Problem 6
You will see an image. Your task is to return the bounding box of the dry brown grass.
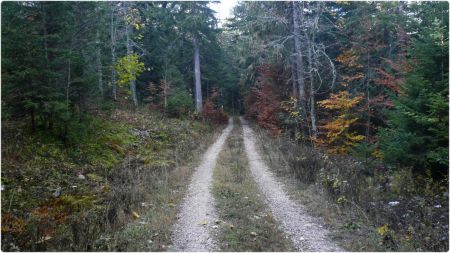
[1,108,222,251]
[251,124,449,252]
[94,126,224,251]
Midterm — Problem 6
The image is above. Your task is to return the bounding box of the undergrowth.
[1,108,217,251]
[252,125,449,252]
[212,118,294,251]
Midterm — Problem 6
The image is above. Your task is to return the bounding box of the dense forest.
[1,1,449,252]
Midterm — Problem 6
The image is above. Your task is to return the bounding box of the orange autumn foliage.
[245,64,282,135]
[201,87,229,124]
[1,212,27,235]
[315,91,365,154]
[336,49,365,88]
[30,198,70,238]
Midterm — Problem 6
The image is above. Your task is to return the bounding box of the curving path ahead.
[241,117,342,252]
[170,118,233,252]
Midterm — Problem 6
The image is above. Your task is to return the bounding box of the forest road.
[240,117,343,252]
[169,118,234,252]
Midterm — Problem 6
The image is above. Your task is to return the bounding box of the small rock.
[53,187,62,197]
[250,231,257,236]
[147,240,153,244]
[253,215,260,219]
[388,201,400,206]
[37,235,53,243]
[78,174,86,180]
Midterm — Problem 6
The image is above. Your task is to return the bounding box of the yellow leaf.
[132,211,140,219]
[198,220,208,226]
[377,224,389,236]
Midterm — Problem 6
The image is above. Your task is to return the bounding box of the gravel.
[170,118,234,252]
[241,117,343,252]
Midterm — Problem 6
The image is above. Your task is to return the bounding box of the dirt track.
[170,118,233,252]
[241,117,342,252]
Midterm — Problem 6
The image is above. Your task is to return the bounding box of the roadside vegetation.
[252,125,448,252]
[235,2,448,251]
[1,107,219,251]
[2,2,231,251]
[212,118,294,252]
[1,1,448,251]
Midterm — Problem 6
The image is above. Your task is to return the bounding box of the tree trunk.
[96,29,104,98]
[307,38,317,139]
[125,15,138,106]
[30,109,36,132]
[66,50,71,108]
[291,59,298,97]
[193,36,202,112]
[110,3,117,100]
[292,1,306,105]
[41,3,49,68]
[366,50,371,140]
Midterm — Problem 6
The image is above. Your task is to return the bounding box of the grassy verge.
[251,124,448,252]
[1,108,220,251]
[98,125,222,251]
[212,118,294,252]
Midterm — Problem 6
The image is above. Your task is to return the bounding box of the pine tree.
[380,5,449,177]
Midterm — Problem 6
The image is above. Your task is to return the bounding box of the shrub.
[201,100,229,125]
[254,127,449,251]
[166,89,193,117]
[245,64,282,135]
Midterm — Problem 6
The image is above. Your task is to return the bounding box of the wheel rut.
[241,117,342,252]
[170,118,233,252]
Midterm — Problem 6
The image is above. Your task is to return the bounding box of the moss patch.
[1,108,218,251]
